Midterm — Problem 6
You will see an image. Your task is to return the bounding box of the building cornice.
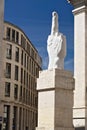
[72,5,87,14]
[67,0,87,8]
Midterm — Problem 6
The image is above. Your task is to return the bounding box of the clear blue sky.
[4,0,74,71]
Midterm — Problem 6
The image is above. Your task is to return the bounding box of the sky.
[4,0,74,72]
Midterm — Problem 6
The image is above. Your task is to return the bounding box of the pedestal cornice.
[37,69,75,91]
[67,0,87,8]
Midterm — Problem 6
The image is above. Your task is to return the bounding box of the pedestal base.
[36,69,75,130]
[36,127,75,130]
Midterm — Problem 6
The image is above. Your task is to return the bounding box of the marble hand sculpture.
[47,11,66,70]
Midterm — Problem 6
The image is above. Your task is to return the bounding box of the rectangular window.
[25,89,28,104]
[6,63,11,78]
[6,44,12,59]
[24,53,26,67]
[20,86,22,101]
[24,70,26,85]
[21,50,23,65]
[21,68,23,83]
[27,73,28,87]
[36,67,39,77]
[31,48,34,59]
[15,47,19,62]
[15,65,19,81]
[6,27,11,40]
[5,82,10,97]
[14,84,18,99]
[3,105,10,130]
[21,35,26,49]
[29,58,31,73]
[27,42,30,55]
[27,56,28,70]
[29,75,30,89]
[12,106,17,130]
[12,29,15,42]
[19,108,22,130]
[16,31,19,43]
[23,88,25,102]
[35,96,38,107]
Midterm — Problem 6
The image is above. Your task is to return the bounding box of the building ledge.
[67,0,87,8]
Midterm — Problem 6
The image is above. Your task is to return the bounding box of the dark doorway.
[0,124,2,130]
[26,126,28,130]
[75,127,85,130]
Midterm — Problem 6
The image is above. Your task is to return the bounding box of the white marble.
[36,69,75,130]
[47,11,66,70]
[72,6,87,128]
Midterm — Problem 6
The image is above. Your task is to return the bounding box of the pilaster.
[68,0,87,129]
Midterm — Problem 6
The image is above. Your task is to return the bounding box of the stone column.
[36,69,74,130]
[68,0,87,129]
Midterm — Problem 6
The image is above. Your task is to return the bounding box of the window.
[29,75,30,89]
[27,73,28,87]
[6,44,12,59]
[24,70,26,85]
[27,56,28,70]
[15,65,18,81]
[14,84,18,99]
[6,63,11,78]
[36,67,39,77]
[6,27,11,40]
[20,86,22,101]
[16,31,19,43]
[12,107,17,130]
[3,105,10,130]
[21,35,26,49]
[23,88,25,102]
[24,53,26,67]
[21,68,23,83]
[5,82,10,97]
[21,50,23,65]
[19,107,22,130]
[35,96,38,107]
[15,47,19,62]
[29,58,31,73]
[12,29,15,42]
[31,48,34,59]
[27,42,30,55]
[25,89,27,104]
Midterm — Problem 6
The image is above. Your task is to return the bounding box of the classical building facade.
[68,0,87,130]
[0,21,42,130]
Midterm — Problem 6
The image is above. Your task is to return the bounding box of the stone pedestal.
[36,69,75,130]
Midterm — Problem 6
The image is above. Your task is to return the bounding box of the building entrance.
[0,123,2,130]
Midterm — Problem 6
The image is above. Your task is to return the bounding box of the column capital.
[67,0,87,8]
